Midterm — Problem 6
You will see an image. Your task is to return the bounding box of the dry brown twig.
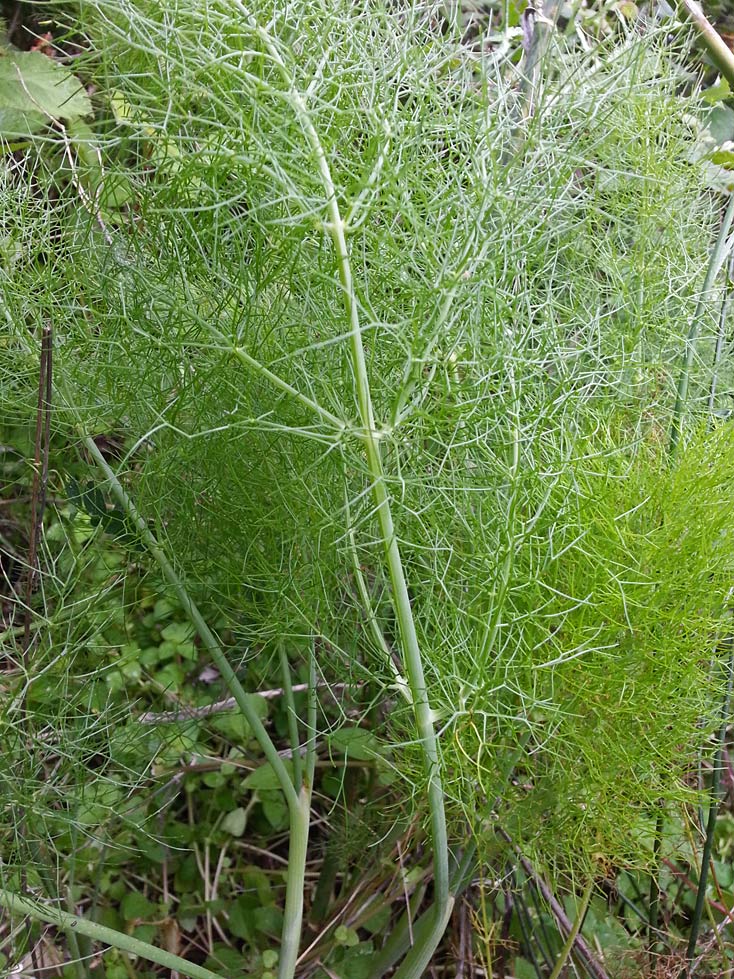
[138,680,355,724]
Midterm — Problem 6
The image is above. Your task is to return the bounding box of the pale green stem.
[385,901,454,979]
[282,646,318,976]
[369,884,427,979]
[234,13,452,963]
[678,0,734,88]
[295,84,453,960]
[279,789,311,979]
[305,640,318,791]
[369,843,477,979]
[670,192,734,456]
[0,890,222,979]
[548,880,593,979]
[279,643,303,791]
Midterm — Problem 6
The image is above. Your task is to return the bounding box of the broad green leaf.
[212,712,250,740]
[513,959,540,979]
[227,899,255,941]
[703,77,731,105]
[338,942,374,979]
[242,867,273,906]
[121,891,158,922]
[253,906,283,936]
[362,904,391,935]
[262,950,278,970]
[131,924,157,944]
[335,925,360,947]
[705,104,734,147]
[242,759,293,790]
[328,726,381,761]
[204,945,249,979]
[161,622,196,644]
[711,147,734,169]
[0,51,91,136]
[221,807,247,836]
[261,792,288,830]
[109,89,136,125]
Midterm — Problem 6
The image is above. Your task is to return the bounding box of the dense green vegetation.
[2,0,734,976]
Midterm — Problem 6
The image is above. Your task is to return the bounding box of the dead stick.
[138,680,354,724]
[497,827,610,979]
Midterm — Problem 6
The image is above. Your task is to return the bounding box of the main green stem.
[280,790,311,979]
[294,77,451,953]
[236,12,452,973]
[279,643,303,791]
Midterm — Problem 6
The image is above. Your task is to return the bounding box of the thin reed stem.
[684,634,734,971]
[368,843,477,979]
[649,806,665,957]
[279,789,311,979]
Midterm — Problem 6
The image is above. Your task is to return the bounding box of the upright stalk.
[297,87,452,979]
[305,640,318,792]
[233,11,452,974]
[669,192,734,457]
[280,791,311,979]
[368,843,477,979]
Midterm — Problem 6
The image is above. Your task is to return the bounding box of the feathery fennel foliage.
[2,0,734,951]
